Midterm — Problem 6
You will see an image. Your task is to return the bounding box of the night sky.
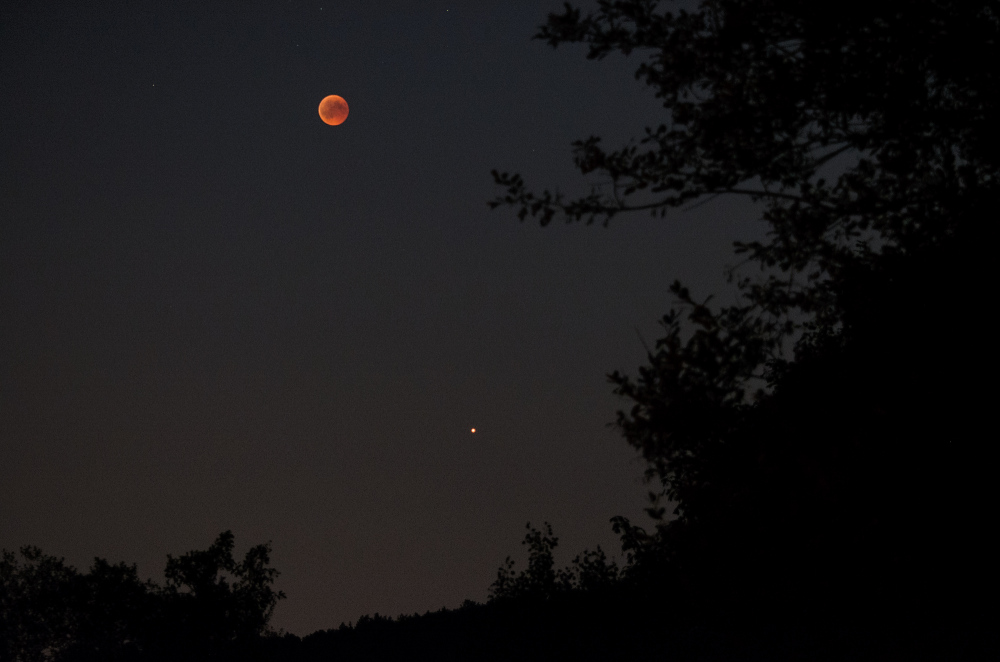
[1,2,764,634]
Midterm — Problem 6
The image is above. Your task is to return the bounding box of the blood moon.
[318,95,349,126]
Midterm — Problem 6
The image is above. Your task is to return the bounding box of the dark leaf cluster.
[493,0,999,335]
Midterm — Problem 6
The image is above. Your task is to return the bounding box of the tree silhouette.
[159,530,285,651]
[492,0,997,620]
[1,547,83,661]
[488,523,619,602]
[0,531,284,661]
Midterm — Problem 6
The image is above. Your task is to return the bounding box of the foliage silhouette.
[1,532,284,661]
[5,2,999,659]
[491,0,998,623]
[488,522,619,602]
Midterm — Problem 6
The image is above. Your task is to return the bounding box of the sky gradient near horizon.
[1,1,764,634]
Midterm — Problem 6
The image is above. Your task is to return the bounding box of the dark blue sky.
[1,1,763,634]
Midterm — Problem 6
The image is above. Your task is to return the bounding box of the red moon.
[318,95,349,125]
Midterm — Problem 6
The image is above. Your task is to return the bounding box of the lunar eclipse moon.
[319,95,349,125]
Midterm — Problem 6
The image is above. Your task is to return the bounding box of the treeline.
[6,0,1000,659]
[268,520,993,661]
[1,532,282,662]
[4,521,993,660]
